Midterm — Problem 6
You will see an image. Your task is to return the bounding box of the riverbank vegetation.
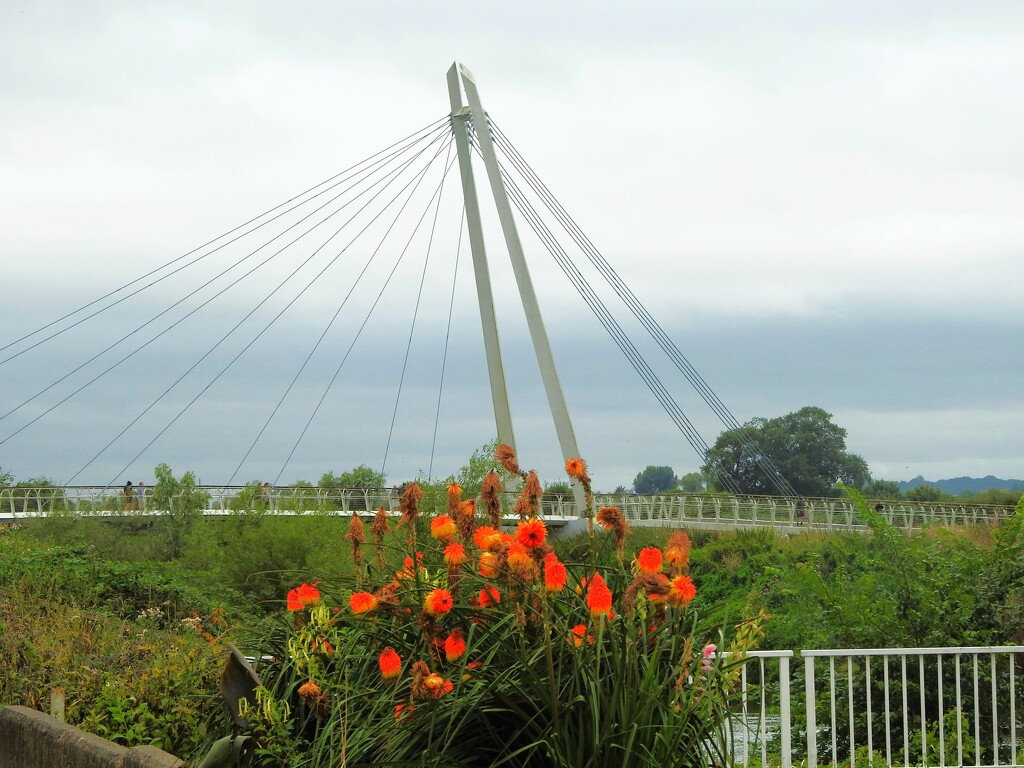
[1,455,1022,765]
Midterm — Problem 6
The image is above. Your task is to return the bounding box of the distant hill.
[898,475,1024,496]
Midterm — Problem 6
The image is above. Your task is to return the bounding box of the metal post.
[805,655,817,768]
[779,655,793,768]
[446,64,517,451]
[453,63,586,513]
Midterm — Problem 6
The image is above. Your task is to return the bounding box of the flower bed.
[211,448,763,767]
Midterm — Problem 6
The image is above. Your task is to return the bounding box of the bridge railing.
[593,492,1016,531]
[0,487,1017,529]
[730,645,1023,768]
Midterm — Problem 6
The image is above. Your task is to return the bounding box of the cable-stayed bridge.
[1,485,1017,534]
[0,64,1006,523]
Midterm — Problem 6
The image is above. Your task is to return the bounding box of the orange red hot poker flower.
[430,514,457,541]
[287,583,320,610]
[636,546,663,574]
[564,457,587,480]
[586,572,613,618]
[349,591,378,614]
[443,541,467,566]
[668,574,697,606]
[515,517,547,548]
[664,531,692,570]
[444,629,466,662]
[543,552,567,593]
[424,588,454,616]
[379,647,401,680]
[477,585,500,607]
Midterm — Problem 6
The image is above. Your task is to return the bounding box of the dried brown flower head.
[400,483,424,527]
[494,444,523,477]
[481,471,504,528]
[596,505,629,549]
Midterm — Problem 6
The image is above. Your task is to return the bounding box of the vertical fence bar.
[780,655,792,768]
[938,655,945,767]
[902,655,910,768]
[866,655,873,764]
[1011,653,1017,767]
[806,655,818,768]
[990,653,998,766]
[974,653,981,767]
[1011,655,1019,768]
[848,656,856,768]
[920,655,927,764]
[884,654,892,765]
[740,659,748,767]
[759,657,768,768]
[956,653,964,768]
[830,657,838,766]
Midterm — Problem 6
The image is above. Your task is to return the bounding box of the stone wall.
[0,706,186,768]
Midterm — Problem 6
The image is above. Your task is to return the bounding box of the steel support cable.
[0,118,451,365]
[0,128,452,426]
[66,134,457,485]
[88,135,457,487]
[428,205,465,479]
[381,141,454,479]
[496,163,743,494]
[467,132,720,476]
[504,178,738,492]
[489,122,796,496]
[274,145,460,485]
[490,122,795,495]
[489,122,742,426]
[5,130,452,449]
[93,138,458,488]
[476,130,728,483]
[225,141,460,486]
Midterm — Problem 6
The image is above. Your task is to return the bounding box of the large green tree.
[701,406,870,497]
[633,465,678,494]
[318,465,386,490]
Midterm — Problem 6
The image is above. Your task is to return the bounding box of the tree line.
[628,405,1021,505]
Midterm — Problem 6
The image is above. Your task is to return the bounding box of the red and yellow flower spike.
[349,591,378,614]
[668,575,697,606]
[287,583,320,611]
[586,572,613,619]
[637,546,663,574]
[430,514,457,541]
[424,588,454,616]
[444,629,466,662]
[379,647,401,680]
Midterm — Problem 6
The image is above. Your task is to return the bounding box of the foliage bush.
[0,579,231,760]
[0,535,247,628]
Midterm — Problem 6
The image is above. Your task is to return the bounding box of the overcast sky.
[2,2,1022,491]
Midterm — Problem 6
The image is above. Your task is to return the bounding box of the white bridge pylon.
[447,63,586,512]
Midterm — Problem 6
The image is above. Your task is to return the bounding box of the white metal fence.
[1,486,1015,531]
[733,646,1024,768]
